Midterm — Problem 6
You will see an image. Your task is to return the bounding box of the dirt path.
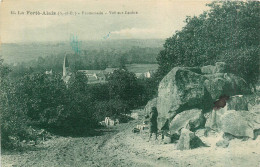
[2,110,260,167]
[1,119,173,167]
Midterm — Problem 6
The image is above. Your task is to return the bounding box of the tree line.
[156,1,259,86]
[9,46,161,78]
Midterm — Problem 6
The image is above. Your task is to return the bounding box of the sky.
[0,0,211,43]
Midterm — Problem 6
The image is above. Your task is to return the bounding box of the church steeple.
[63,55,69,77]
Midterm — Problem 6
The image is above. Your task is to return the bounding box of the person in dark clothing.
[148,107,158,141]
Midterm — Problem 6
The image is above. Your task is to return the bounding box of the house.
[134,71,155,79]
[104,68,118,74]
[144,70,155,78]
[125,64,158,79]
[45,69,53,75]
[135,73,144,78]
[78,70,106,82]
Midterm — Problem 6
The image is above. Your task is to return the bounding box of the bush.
[0,59,39,149]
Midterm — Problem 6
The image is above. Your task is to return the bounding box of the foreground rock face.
[156,62,250,130]
[205,104,260,138]
[204,73,249,100]
[169,109,205,135]
[144,98,157,116]
[228,95,260,111]
[157,67,206,129]
[176,128,206,150]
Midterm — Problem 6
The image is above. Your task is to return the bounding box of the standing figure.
[148,107,158,141]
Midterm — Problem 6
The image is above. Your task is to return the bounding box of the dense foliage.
[157,1,259,85]
[1,60,155,149]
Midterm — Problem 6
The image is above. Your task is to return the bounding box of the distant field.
[0,43,73,64]
[0,39,165,64]
[126,64,158,73]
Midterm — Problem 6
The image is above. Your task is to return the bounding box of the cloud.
[111,28,160,36]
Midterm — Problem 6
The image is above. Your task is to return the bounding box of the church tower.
[63,55,69,77]
[62,55,72,85]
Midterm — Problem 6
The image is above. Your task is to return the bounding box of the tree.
[107,69,146,109]
[157,1,260,85]
[118,55,127,69]
[0,58,32,149]
[69,71,88,92]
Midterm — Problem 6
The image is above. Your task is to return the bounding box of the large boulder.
[249,104,260,131]
[204,73,250,101]
[215,62,228,73]
[156,63,250,129]
[205,105,260,138]
[176,128,206,150]
[169,109,205,135]
[227,95,249,111]
[227,94,260,111]
[157,67,206,129]
[201,65,216,74]
[201,62,227,74]
[144,98,157,116]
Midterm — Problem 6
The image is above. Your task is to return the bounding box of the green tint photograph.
[0,0,259,166]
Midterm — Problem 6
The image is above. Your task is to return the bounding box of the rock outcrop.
[176,128,206,150]
[169,109,205,135]
[201,62,227,74]
[156,62,250,131]
[228,95,260,111]
[144,98,157,116]
[205,104,260,139]
[157,67,207,129]
[204,73,249,100]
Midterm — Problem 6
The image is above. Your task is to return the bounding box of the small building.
[45,69,53,75]
[144,70,155,78]
[78,70,106,83]
[126,64,158,79]
[104,68,118,74]
[135,73,145,78]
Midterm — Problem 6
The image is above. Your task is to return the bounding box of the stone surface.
[195,129,206,138]
[216,139,229,148]
[249,104,260,130]
[144,98,157,116]
[205,105,260,138]
[176,128,195,150]
[201,62,227,74]
[169,109,205,135]
[201,65,216,74]
[227,94,260,111]
[163,136,172,144]
[227,95,249,111]
[204,73,250,101]
[215,62,228,73]
[156,63,250,130]
[157,67,206,129]
[176,128,206,150]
